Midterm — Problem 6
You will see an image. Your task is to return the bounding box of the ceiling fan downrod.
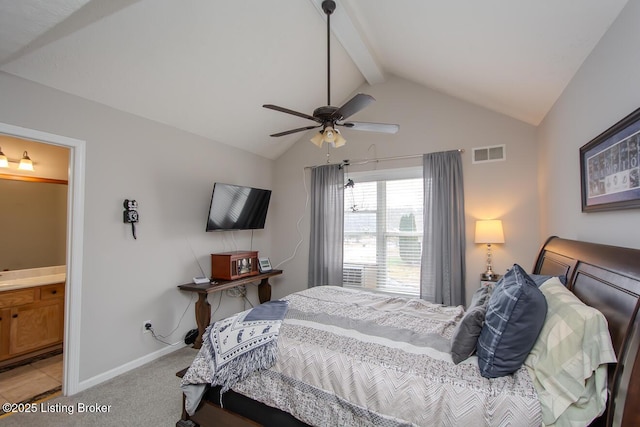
[322,0,336,107]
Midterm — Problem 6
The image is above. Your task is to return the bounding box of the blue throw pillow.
[476,264,547,378]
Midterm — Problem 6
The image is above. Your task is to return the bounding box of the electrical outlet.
[142,320,152,334]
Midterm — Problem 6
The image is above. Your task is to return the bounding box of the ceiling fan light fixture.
[310,131,325,147]
[324,126,336,142]
[309,126,347,148]
[333,128,346,147]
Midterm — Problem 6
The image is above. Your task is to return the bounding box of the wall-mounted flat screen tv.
[206,183,272,231]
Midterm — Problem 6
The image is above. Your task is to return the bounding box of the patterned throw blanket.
[181,300,288,415]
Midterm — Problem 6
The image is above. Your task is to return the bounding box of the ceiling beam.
[0,0,142,67]
[308,0,385,85]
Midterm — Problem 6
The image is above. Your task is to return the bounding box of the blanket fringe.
[211,339,279,394]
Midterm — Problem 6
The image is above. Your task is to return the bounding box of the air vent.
[472,144,506,164]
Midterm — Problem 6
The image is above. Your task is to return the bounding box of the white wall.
[537,0,640,249]
[272,75,539,305]
[0,72,275,382]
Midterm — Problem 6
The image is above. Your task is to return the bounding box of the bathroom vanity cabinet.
[0,282,64,365]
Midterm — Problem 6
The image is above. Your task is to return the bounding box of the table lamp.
[475,219,505,280]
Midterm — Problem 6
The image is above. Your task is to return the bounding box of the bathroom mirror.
[0,176,67,271]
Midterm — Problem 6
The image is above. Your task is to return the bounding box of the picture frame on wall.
[580,107,640,212]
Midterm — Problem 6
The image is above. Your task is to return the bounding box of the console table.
[178,269,282,349]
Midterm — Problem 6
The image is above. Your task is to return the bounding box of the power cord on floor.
[147,326,183,346]
[146,292,195,346]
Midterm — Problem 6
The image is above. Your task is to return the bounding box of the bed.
[176,236,640,427]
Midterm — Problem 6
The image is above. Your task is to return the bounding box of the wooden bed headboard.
[533,236,640,427]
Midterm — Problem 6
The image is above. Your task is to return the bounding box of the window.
[343,167,423,296]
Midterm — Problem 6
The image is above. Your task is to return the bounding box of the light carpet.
[0,346,198,427]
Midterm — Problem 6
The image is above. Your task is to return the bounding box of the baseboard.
[76,343,186,393]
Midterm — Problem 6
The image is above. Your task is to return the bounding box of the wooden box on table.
[211,251,259,280]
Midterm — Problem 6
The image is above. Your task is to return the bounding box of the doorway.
[0,139,68,406]
[0,122,86,396]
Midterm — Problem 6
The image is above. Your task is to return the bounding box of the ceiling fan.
[263,0,399,148]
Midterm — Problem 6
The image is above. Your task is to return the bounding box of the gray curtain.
[308,164,344,287]
[420,150,466,305]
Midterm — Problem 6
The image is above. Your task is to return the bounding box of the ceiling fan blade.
[331,93,375,121]
[263,104,319,122]
[270,125,321,137]
[339,121,400,134]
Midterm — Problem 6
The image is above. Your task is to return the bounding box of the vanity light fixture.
[0,147,8,168]
[475,219,505,280]
[18,151,34,171]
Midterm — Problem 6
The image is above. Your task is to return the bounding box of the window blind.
[343,167,423,296]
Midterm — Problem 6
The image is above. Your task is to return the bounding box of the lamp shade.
[0,148,7,168]
[475,220,505,244]
[310,131,324,147]
[333,129,346,147]
[18,151,34,171]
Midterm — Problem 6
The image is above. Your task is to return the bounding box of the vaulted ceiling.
[0,0,629,159]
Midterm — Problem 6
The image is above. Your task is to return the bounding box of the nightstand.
[480,274,501,289]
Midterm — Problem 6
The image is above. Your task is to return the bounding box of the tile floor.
[0,354,62,406]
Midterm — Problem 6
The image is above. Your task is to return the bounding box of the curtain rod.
[304,148,465,169]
